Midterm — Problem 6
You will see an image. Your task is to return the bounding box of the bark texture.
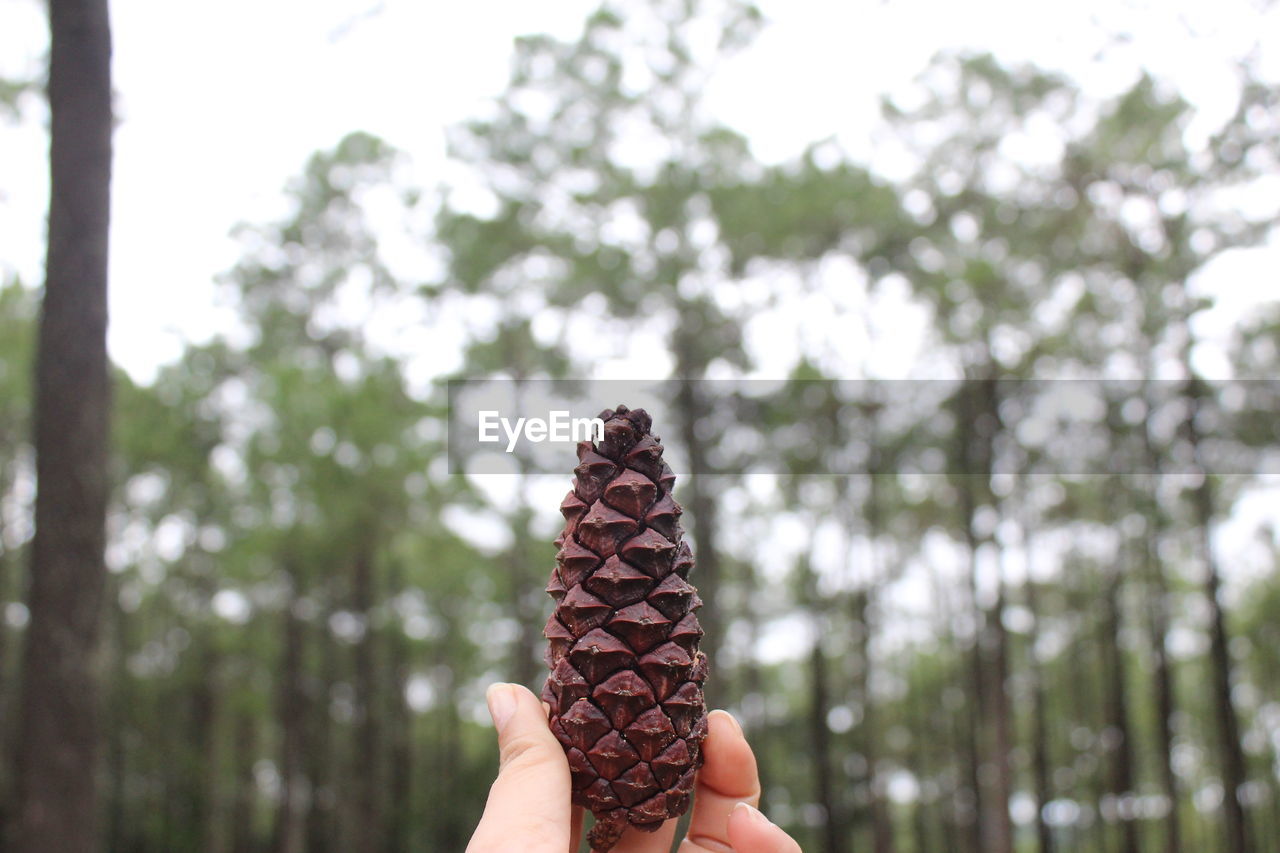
[12,0,113,849]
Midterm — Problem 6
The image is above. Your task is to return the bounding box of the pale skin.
[468,683,803,853]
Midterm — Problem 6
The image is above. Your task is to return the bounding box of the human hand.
[466,682,801,853]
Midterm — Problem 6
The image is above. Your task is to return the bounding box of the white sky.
[2,0,1279,383]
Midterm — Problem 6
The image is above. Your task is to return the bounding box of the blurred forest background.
[3,1,1280,852]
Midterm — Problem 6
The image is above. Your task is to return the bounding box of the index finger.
[680,710,760,852]
[467,684,574,853]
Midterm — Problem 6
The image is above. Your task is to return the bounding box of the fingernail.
[486,683,517,732]
[733,802,770,824]
[711,709,744,736]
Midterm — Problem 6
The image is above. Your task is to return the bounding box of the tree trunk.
[1195,477,1252,853]
[928,535,979,853]
[1070,558,1111,850]
[352,546,381,853]
[305,626,336,853]
[231,714,257,853]
[0,460,11,842]
[1185,382,1253,853]
[274,603,308,853]
[858,465,894,853]
[1100,557,1140,853]
[808,631,847,853]
[1023,576,1055,853]
[507,503,539,690]
[956,377,1012,853]
[105,575,130,853]
[957,385,987,853]
[437,668,466,851]
[983,581,1015,853]
[12,0,113,850]
[851,587,893,853]
[197,643,225,853]
[505,379,541,690]
[1095,403,1141,853]
[905,667,937,853]
[673,376,724,707]
[739,578,766,736]
[1142,505,1183,853]
[386,560,413,853]
[960,693,983,853]
[1135,410,1184,853]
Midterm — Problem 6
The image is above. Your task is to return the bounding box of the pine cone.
[541,405,709,852]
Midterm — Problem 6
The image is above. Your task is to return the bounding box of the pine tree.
[13,0,113,849]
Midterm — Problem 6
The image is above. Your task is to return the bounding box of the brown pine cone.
[541,405,709,852]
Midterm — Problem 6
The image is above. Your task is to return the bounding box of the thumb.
[467,683,572,852]
[726,803,803,853]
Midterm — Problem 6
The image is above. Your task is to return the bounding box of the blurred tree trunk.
[305,628,336,853]
[960,696,983,853]
[956,377,1013,853]
[928,543,980,853]
[438,678,465,850]
[1196,483,1252,853]
[231,714,257,853]
[424,610,465,852]
[196,642,226,853]
[984,579,1014,853]
[387,559,413,853]
[957,394,988,853]
[859,460,894,853]
[739,579,766,740]
[674,375,724,707]
[1023,575,1054,853]
[507,379,543,691]
[1142,492,1183,853]
[1094,439,1140,853]
[808,629,846,853]
[352,545,382,853]
[852,587,892,853]
[0,469,11,839]
[162,648,183,849]
[105,576,130,853]
[1184,379,1253,853]
[904,671,936,853]
[274,601,307,853]
[1136,400,1184,853]
[12,0,113,850]
[1099,554,1139,853]
[1068,563,1109,853]
[507,502,539,690]
[387,669,413,852]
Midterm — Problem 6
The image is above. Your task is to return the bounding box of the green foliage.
[0,75,38,120]
[0,280,36,447]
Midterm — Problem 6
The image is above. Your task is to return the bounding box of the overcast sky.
[1,0,1278,383]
